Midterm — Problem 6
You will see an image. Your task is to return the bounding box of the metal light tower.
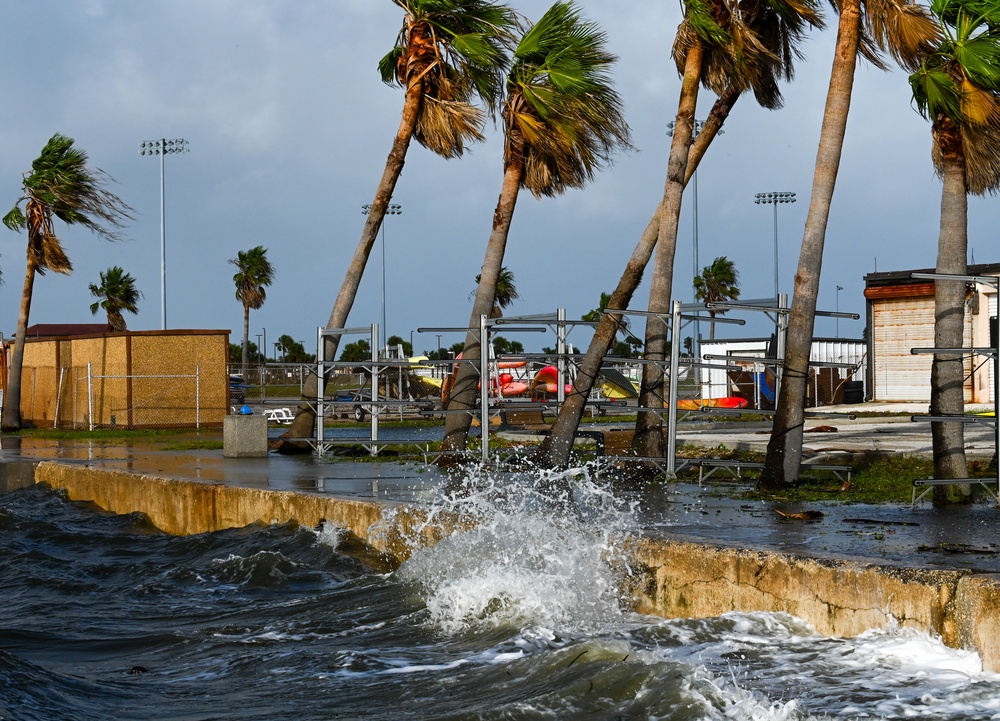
[139,138,189,329]
[754,191,796,299]
[361,203,402,344]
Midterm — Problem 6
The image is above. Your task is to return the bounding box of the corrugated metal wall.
[872,295,973,401]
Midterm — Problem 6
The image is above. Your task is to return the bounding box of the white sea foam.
[393,464,637,634]
[314,520,345,549]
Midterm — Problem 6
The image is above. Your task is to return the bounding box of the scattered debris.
[775,509,825,520]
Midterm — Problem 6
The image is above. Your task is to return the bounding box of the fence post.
[196,364,201,429]
[87,362,94,432]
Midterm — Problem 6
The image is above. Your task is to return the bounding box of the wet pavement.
[1,402,998,575]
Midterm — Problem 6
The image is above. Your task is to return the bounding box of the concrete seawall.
[23,460,1000,673]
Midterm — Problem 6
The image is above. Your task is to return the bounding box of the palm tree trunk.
[3,259,38,430]
[534,87,739,470]
[439,157,525,455]
[281,79,423,444]
[930,125,970,502]
[241,301,251,373]
[759,0,861,489]
[635,42,703,459]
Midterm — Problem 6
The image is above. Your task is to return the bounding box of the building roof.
[864,262,1000,288]
[24,323,111,338]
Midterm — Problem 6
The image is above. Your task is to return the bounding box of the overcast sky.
[0,0,989,356]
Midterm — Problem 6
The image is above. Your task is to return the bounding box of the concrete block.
[223,415,269,458]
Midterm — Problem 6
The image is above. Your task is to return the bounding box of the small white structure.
[865,263,998,403]
[699,337,866,408]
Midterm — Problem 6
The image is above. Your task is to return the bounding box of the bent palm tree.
[89,266,142,332]
[694,256,741,340]
[1,133,133,430]
[230,245,275,372]
[535,0,822,469]
[281,0,517,444]
[440,0,631,454]
[909,0,1000,501]
[760,0,939,489]
[634,0,825,457]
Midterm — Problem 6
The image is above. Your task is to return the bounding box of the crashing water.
[3,466,1000,720]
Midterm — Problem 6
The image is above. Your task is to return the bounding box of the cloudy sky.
[0,0,989,356]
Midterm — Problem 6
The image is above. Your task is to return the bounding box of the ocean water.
[3,467,1000,721]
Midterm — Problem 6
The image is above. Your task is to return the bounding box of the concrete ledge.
[25,460,1000,673]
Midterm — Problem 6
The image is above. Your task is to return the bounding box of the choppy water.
[3,467,1000,721]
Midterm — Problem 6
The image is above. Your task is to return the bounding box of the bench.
[912,477,1000,505]
[696,459,852,485]
[262,407,295,424]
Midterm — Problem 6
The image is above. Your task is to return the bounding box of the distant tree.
[229,245,274,371]
[2,133,133,430]
[230,342,263,365]
[89,265,142,332]
[340,339,372,363]
[492,336,523,355]
[471,266,520,318]
[694,256,740,340]
[386,335,413,357]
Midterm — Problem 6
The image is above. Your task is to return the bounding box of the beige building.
[2,327,232,429]
[864,264,998,403]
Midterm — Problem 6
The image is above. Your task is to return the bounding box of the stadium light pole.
[139,138,189,330]
[361,203,402,345]
[667,119,720,358]
[754,191,796,300]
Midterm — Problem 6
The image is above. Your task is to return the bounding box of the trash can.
[843,380,864,404]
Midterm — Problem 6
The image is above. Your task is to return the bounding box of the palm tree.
[89,266,142,332]
[1,133,132,430]
[281,0,517,444]
[632,0,826,458]
[535,0,822,469]
[470,266,519,318]
[439,1,631,455]
[229,246,274,371]
[694,256,741,340]
[909,0,1000,501]
[759,0,939,489]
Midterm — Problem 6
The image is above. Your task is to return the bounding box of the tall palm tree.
[229,245,274,371]
[909,0,1000,501]
[633,0,826,458]
[89,266,142,332]
[470,266,519,317]
[1,133,132,430]
[440,0,631,454]
[760,0,939,489]
[535,0,822,469]
[694,256,741,340]
[281,0,517,444]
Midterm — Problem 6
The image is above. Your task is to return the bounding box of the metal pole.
[480,314,490,466]
[361,203,401,349]
[139,139,188,330]
[666,301,683,478]
[159,151,165,329]
[772,202,779,299]
[836,286,843,337]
